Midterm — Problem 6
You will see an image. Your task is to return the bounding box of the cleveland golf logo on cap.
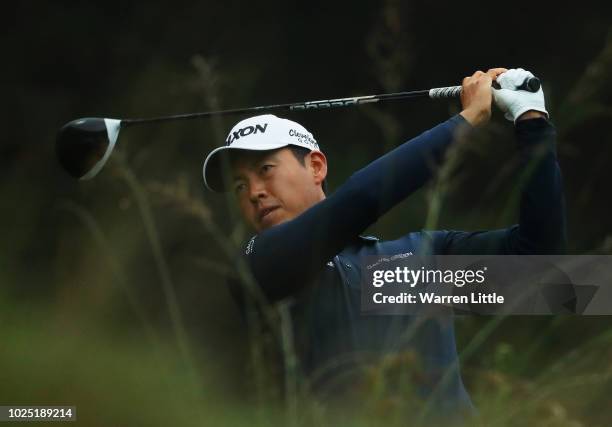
[226,123,269,145]
[289,129,317,148]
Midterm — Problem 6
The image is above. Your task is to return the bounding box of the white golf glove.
[492,68,548,123]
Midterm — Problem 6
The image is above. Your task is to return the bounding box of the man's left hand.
[492,68,548,123]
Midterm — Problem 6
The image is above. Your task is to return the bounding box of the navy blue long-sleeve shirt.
[230,114,566,409]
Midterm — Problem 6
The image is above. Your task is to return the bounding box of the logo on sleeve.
[245,236,256,255]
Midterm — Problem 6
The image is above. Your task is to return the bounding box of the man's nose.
[248,178,267,202]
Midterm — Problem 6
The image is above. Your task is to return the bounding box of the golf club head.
[56,117,121,179]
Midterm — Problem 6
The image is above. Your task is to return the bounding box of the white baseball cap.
[203,114,320,192]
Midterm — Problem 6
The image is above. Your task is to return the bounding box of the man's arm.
[434,113,566,255]
[435,69,566,255]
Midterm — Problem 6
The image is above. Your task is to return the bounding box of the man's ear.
[308,151,327,185]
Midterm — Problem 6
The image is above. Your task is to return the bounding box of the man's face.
[231,148,326,232]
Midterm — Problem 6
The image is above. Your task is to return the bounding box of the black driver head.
[56,118,120,179]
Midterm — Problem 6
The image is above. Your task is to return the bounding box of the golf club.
[56,77,540,180]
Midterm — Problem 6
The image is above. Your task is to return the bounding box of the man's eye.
[234,183,247,194]
[261,164,274,173]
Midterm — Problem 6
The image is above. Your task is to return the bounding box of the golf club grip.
[429,76,541,99]
[428,86,462,99]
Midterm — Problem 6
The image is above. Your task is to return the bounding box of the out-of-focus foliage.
[1,1,611,425]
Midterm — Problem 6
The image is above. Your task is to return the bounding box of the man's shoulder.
[345,231,448,255]
[242,229,453,259]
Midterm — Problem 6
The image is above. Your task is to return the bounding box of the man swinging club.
[202,68,566,413]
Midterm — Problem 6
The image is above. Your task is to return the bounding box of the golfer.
[202,68,566,413]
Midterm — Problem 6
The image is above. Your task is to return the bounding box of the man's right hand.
[460,68,507,126]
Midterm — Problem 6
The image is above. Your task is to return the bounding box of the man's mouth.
[258,206,280,223]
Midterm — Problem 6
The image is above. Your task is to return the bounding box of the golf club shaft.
[121,86,458,127]
[121,76,540,127]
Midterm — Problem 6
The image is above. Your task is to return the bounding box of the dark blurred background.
[1,1,612,425]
